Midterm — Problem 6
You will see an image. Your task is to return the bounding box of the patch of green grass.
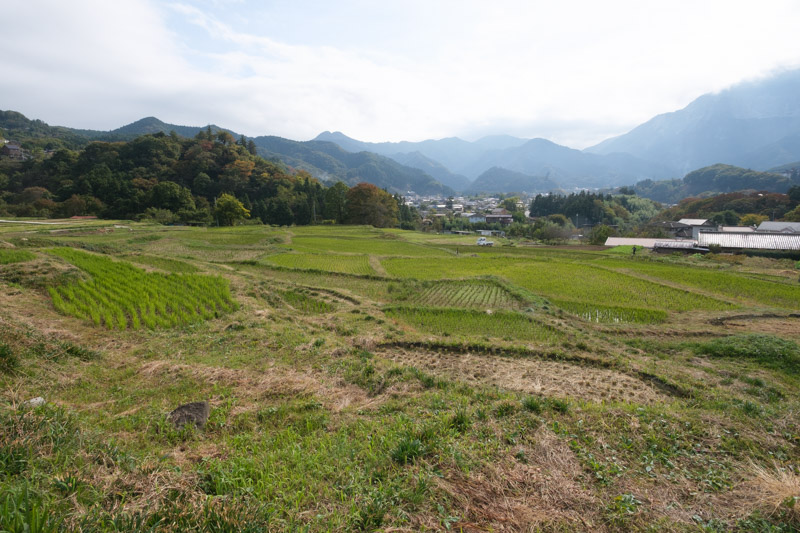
[691,334,800,372]
[0,343,19,374]
[0,249,36,264]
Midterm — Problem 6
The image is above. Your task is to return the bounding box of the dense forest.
[528,191,662,229]
[0,130,413,228]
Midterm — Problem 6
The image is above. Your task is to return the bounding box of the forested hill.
[633,164,800,204]
[465,167,559,194]
[0,129,415,228]
[0,111,452,196]
[653,188,800,225]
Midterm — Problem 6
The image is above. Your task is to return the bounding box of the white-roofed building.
[698,232,800,251]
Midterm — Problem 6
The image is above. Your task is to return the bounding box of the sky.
[2,0,800,148]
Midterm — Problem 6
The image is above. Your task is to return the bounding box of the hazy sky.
[2,1,799,148]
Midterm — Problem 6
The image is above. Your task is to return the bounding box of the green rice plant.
[384,306,562,343]
[598,257,800,309]
[391,279,523,310]
[384,255,736,312]
[551,299,668,324]
[46,248,236,330]
[0,249,36,264]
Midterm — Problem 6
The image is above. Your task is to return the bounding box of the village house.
[677,218,718,239]
[485,208,513,225]
[0,142,27,160]
[756,221,800,233]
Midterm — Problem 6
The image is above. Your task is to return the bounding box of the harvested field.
[378,347,671,404]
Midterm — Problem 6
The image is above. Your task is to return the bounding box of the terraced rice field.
[597,257,800,309]
[276,289,335,314]
[384,306,562,343]
[284,234,449,257]
[382,256,736,313]
[47,247,236,329]
[0,249,36,264]
[264,252,376,275]
[390,279,523,310]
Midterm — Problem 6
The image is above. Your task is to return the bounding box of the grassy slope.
[1,220,799,532]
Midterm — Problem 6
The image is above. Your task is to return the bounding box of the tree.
[739,213,768,227]
[267,197,294,226]
[214,193,250,226]
[246,140,257,156]
[344,183,398,228]
[588,224,615,245]
[501,196,521,212]
[148,181,195,213]
[323,181,348,223]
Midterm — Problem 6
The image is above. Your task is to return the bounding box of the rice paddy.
[389,279,524,310]
[264,252,376,275]
[46,247,236,329]
[384,306,562,343]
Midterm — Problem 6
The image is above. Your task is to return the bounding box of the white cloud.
[1,0,799,147]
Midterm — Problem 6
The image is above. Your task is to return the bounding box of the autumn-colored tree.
[344,183,398,228]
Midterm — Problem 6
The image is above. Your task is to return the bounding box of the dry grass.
[439,426,603,532]
[137,359,381,413]
[743,461,800,521]
[379,347,670,404]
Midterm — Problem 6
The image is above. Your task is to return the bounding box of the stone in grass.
[168,401,210,429]
[22,397,46,408]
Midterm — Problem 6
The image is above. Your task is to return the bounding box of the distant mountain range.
[586,69,800,175]
[314,131,674,190]
[316,69,800,193]
[4,68,800,196]
[0,113,453,196]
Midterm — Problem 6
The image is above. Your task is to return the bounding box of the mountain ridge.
[586,69,800,174]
